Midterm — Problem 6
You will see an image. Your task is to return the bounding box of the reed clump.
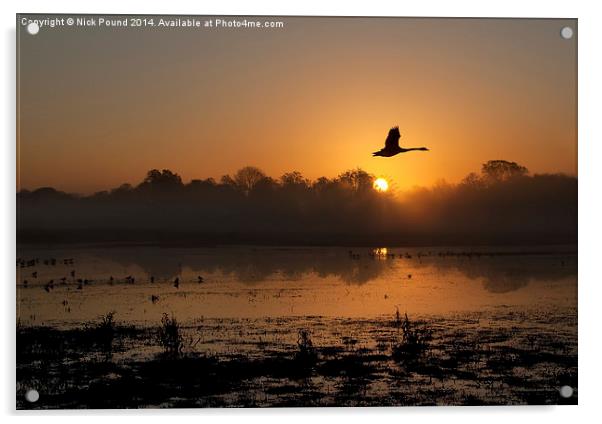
[158,313,184,357]
[392,313,431,363]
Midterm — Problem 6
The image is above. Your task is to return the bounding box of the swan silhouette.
[372,126,429,157]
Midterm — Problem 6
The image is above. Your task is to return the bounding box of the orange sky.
[17,16,577,194]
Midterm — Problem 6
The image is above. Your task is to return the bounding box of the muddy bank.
[17,310,577,408]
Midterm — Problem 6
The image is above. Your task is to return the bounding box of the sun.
[373,177,389,192]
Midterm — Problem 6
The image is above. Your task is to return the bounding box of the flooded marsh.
[16,245,577,408]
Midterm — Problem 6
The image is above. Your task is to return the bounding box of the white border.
[2,1,601,423]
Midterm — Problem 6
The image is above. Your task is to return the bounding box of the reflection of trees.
[91,247,576,292]
[414,254,576,293]
[91,248,393,285]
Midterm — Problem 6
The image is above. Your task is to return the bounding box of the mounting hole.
[25,389,39,403]
[560,26,573,40]
[559,385,574,398]
[26,22,40,35]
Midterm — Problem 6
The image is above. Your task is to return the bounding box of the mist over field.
[17,160,577,246]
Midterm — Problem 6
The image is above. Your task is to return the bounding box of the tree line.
[17,160,577,246]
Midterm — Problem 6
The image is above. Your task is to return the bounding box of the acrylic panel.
[16,15,577,408]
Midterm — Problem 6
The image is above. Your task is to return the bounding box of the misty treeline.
[17,160,576,245]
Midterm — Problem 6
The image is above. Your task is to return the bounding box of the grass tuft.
[392,313,431,363]
[158,313,184,357]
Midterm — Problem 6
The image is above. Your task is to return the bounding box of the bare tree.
[337,168,374,193]
[281,171,309,188]
[234,166,267,195]
[481,160,528,183]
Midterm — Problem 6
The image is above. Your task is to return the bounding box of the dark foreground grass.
[16,312,577,408]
